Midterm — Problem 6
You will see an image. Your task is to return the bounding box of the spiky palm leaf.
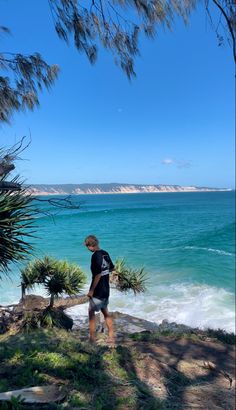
[20,256,57,290]
[59,261,86,295]
[45,270,67,297]
[0,180,36,278]
[20,262,38,289]
[114,259,148,295]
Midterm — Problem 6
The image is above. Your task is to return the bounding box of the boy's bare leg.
[101,308,114,341]
[88,309,96,342]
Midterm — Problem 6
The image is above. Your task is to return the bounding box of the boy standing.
[84,235,114,343]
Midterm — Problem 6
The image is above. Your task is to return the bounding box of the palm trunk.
[50,293,54,308]
[21,283,26,301]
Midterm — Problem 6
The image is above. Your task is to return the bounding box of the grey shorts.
[89,297,109,312]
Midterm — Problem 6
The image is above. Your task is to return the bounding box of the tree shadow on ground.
[129,334,235,409]
[115,344,165,409]
[0,329,169,409]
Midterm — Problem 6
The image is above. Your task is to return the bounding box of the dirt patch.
[114,337,236,409]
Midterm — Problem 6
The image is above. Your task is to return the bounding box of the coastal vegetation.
[0,187,35,278]
[19,257,86,330]
[113,259,147,294]
[20,257,86,306]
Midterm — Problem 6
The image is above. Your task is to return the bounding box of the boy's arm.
[87,252,103,298]
[87,273,102,298]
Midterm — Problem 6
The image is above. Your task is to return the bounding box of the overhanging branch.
[211,0,236,62]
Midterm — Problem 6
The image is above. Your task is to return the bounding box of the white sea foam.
[155,246,234,256]
[2,278,235,334]
[66,283,235,333]
[184,246,234,256]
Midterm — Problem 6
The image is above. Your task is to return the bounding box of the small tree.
[21,256,86,307]
[20,256,86,329]
[112,259,148,295]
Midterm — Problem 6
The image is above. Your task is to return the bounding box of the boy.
[84,235,114,343]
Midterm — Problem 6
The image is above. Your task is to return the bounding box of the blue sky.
[0,0,235,188]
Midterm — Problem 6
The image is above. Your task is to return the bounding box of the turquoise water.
[1,191,235,332]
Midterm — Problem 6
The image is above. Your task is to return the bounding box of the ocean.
[1,191,235,332]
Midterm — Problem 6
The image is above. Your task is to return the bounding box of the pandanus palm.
[112,259,148,295]
[0,182,36,279]
[20,256,86,307]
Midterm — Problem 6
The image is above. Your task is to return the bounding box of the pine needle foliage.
[0,49,59,123]
[113,258,148,294]
[1,1,235,123]
[49,0,197,78]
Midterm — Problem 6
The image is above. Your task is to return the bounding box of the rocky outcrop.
[72,310,198,339]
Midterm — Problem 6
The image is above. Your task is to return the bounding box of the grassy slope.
[0,328,235,410]
[0,329,162,410]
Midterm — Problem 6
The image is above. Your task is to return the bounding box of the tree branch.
[211,0,236,62]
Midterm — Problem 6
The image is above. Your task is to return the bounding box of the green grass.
[129,328,236,345]
[0,329,164,410]
[205,328,236,344]
[1,326,234,409]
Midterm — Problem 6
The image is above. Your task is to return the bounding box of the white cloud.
[161,158,192,168]
[162,158,174,165]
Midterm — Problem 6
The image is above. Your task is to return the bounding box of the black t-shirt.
[90,249,114,299]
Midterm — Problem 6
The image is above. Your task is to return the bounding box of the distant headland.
[26,183,232,195]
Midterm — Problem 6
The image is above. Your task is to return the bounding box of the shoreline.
[24,182,233,196]
[0,294,236,337]
[1,295,235,336]
[66,297,236,336]
[28,188,232,196]
[1,278,235,334]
